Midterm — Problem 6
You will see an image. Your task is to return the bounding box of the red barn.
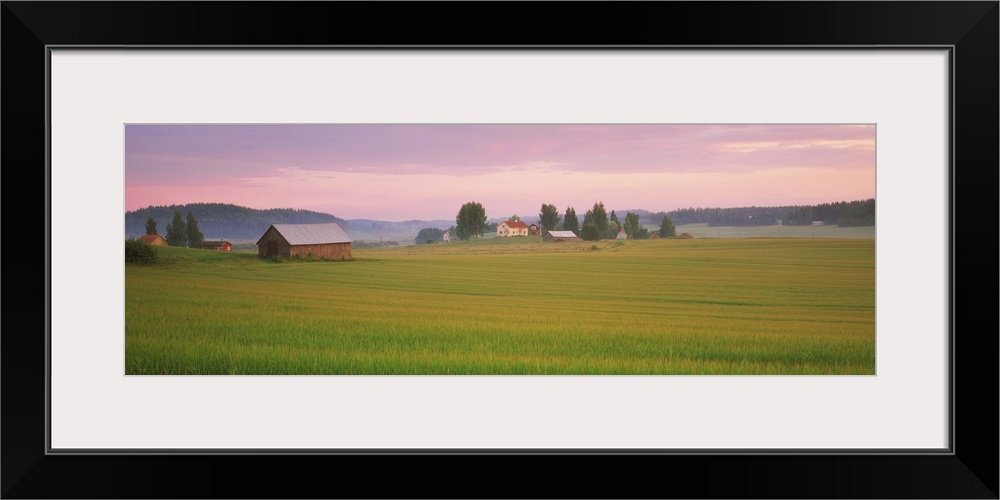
[256,223,352,260]
[200,240,233,251]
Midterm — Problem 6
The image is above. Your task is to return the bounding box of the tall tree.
[165,210,187,246]
[144,216,158,235]
[455,201,487,240]
[509,214,521,221]
[584,201,609,234]
[539,204,560,231]
[606,221,621,240]
[186,212,205,248]
[659,215,677,238]
[563,207,579,232]
[609,210,620,227]
[625,212,649,239]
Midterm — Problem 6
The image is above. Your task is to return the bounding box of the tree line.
[125,203,347,240]
[782,199,876,227]
[647,198,875,227]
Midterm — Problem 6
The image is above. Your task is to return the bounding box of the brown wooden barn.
[138,234,167,246]
[200,240,233,251]
[256,223,352,259]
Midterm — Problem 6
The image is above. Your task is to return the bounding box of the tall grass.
[125,238,875,375]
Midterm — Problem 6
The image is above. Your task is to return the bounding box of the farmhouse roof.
[547,230,578,238]
[138,234,163,244]
[502,219,529,229]
[200,240,231,246]
[259,223,352,245]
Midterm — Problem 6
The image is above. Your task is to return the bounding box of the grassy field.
[125,236,875,375]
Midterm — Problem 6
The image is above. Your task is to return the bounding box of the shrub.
[125,238,157,265]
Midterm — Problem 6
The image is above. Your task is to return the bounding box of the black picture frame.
[4,2,997,498]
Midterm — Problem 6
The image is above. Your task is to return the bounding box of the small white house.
[442,230,451,242]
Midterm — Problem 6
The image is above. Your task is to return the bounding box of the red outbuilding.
[200,240,233,251]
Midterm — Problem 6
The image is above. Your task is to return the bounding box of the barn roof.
[138,234,163,243]
[200,240,231,246]
[501,220,529,229]
[259,223,352,245]
[547,230,578,238]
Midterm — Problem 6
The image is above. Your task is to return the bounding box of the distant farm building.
[678,232,694,239]
[616,226,627,240]
[649,233,660,239]
[497,219,529,237]
[810,221,825,226]
[543,230,581,242]
[442,231,451,242]
[200,240,233,251]
[528,223,542,236]
[256,223,352,259]
[138,234,167,246]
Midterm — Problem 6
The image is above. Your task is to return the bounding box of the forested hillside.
[781,199,876,227]
[638,198,876,227]
[125,203,347,240]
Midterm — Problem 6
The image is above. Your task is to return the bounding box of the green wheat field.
[125,236,875,375]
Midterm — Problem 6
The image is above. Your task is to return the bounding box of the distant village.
[132,211,693,263]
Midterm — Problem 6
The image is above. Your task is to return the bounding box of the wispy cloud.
[125,124,875,219]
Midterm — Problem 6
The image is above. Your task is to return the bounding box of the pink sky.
[125,124,875,221]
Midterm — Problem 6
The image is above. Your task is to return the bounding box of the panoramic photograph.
[124,124,876,375]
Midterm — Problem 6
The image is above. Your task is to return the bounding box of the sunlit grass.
[125,238,875,375]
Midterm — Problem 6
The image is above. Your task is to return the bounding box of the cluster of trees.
[454,202,488,240]
[415,227,448,244]
[538,201,674,240]
[154,210,204,248]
